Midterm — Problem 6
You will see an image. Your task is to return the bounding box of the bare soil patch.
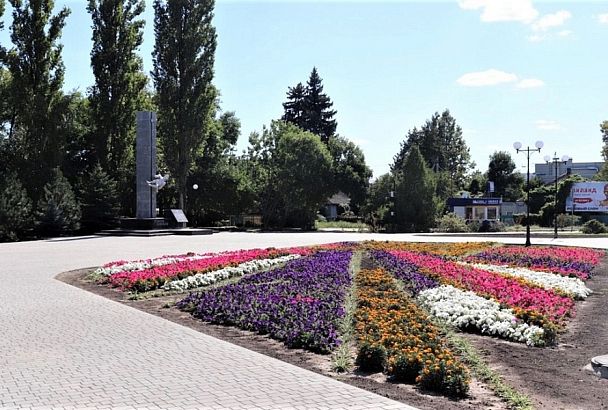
[57,258,608,410]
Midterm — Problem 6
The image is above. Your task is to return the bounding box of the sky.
[1,0,607,179]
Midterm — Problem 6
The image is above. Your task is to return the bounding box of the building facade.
[534,159,604,184]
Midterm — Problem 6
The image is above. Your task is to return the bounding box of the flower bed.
[162,254,301,292]
[354,267,469,396]
[465,246,604,280]
[462,262,592,300]
[106,247,312,291]
[390,250,575,326]
[177,251,353,353]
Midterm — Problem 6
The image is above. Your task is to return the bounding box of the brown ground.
[57,258,608,410]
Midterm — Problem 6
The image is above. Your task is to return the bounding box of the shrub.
[581,219,608,234]
[435,213,469,233]
[355,341,386,373]
[36,169,81,237]
[0,173,34,242]
[556,213,581,229]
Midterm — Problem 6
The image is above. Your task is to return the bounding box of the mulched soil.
[56,256,608,410]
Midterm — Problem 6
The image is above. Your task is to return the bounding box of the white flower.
[418,285,545,346]
[162,254,301,292]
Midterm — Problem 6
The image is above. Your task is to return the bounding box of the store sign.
[565,182,608,212]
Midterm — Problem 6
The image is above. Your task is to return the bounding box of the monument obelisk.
[136,111,157,219]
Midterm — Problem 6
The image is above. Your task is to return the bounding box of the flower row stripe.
[354,267,469,396]
[162,254,301,292]
[461,262,592,300]
[466,246,604,280]
[418,285,545,346]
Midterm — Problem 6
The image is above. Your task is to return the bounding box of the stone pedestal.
[136,111,157,219]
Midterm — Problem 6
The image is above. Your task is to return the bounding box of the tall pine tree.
[152,0,217,211]
[5,0,70,201]
[87,0,147,185]
[392,110,472,193]
[282,67,337,144]
[281,82,306,130]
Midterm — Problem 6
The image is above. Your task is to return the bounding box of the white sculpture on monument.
[146,173,170,191]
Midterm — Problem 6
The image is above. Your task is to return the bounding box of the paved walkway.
[1,232,606,409]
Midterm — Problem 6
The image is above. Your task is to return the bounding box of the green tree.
[360,172,394,229]
[87,0,147,185]
[62,92,95,183]
[248,121,333,229]
[79,164,120,232]
[282,67,337,144]
[393,145,438,232]
[327,135,372,212]
[467,170,487,196]
[36,169,81,237]
[188,111,245,225]
[392,110,472,193]
[152,0,217,211]
[487,151,524,201]
[0,173,33,241]
[5,0,70,201]
[282,82,306,131]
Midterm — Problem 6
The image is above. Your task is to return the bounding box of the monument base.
[120,217,169,230]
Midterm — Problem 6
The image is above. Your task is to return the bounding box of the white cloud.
[532,10,572,31]
[536,120,562,131]
[598,13,608,24]
[516,78,545,88]
[527,34,545,42]
[459,0,539,24]
[457,69,518,87]
[557,30,573,37]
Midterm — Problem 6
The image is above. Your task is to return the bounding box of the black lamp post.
[544,153,570,239]
[514,140,543,247]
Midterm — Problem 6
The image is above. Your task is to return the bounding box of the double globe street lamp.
[514,140,543,247]
[544,153,570,239]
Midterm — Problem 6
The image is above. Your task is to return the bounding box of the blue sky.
[2,0,607,178]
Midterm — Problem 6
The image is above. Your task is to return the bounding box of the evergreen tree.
[392,110,472,193]
[87,0,147,185]
[304,68,337,143]
[152,0,217,211]
[281,82,306,130]
[0,173,33,241]
[282,67,337,144]
[79,164,120,232]
[36,169,81,237]
[5,0,70,201]
[393,145,438,232]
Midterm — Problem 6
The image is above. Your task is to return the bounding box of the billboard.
[565,182,608,212]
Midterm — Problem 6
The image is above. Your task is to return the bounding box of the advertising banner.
[565,182,608,212]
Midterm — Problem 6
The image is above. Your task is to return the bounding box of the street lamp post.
[514,140,543,247]
[544,153,570,239]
